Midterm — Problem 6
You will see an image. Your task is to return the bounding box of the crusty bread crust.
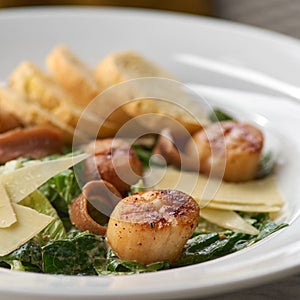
[46,45,102,107]
[94,50,174,88]
[9,61,81,128]
[8,60,129,140]
[94,51,206,135]
[0,86,74,142]
[2,48,207,142]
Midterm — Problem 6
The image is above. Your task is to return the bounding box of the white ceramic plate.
[1,6,300,300]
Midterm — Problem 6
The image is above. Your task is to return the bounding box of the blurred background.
[0,0,300,39]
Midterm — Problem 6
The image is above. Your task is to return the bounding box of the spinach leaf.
[174,215,287,267]
[42,232,106,275]
[0,240,42,272]
[19,190,67,244]
[209,108,234,123]
[95,250,169,276]
[253,219,287,242]
[174,231,247,267]
[39,168,81,215]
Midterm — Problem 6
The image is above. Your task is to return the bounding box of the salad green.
[19,190,67,244]
[0,195,286,275]
[1,164,286,275]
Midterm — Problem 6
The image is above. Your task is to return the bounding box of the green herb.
[209,108,234,122]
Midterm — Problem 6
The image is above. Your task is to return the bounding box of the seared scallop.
[186,121,264,182]
[83,138,143,196]
[106,190,199,265]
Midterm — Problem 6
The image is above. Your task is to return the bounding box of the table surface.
[200,273,300,300]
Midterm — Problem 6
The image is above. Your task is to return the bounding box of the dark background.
[1,0,300,39]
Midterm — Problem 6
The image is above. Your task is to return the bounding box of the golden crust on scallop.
[186,121,264,182]
[107,190,199,264]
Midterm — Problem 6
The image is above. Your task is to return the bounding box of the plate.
[1,6,300,300]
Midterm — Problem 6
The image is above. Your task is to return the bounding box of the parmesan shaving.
[209,176,284,206]
[0,183,16,228]
[1,153,88,203]
[0,203,53,256]
[200,207,259,235]
[149,167,284,209]
[207,201,281,212]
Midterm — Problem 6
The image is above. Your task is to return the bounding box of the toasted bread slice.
[0,86,74,142]
[46,46,142,137]
[8,61,128,140]
[94,51,207,135]
[46,45,102,107]
[9,61,81,128]
[94,50,174,88]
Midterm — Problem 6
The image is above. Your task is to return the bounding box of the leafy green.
[0,262,10,269]
[0,240,42,272]
[173,216,287,267]
[4,260,25,271]
[0,232,108,275]
[0,149,287,276]
[209,108,234,122]
[39,168,81,215]
[95,250,169,276]
[255,219,287,241]
[132,145,153,167]
[42,232,106,275]
[19,190,67,244]
[174,231,245,267]
[129,179,146,195]
[256,151,276,179]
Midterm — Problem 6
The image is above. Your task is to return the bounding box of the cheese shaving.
[148,167,283,210]
[1,153,88,203]
[200,208,259,235]
[0,203,53,256]
[0,183,16,228]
